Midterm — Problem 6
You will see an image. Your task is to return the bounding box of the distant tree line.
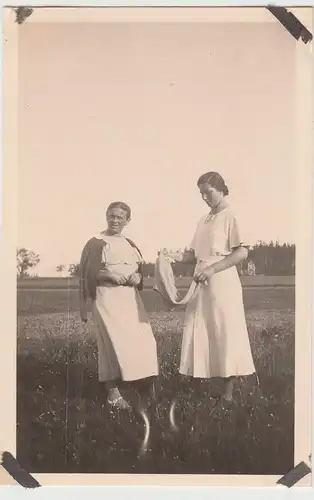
[141,241,295,277]
[17,241,295,279]
[246,241,295,276]
[66,241,296,278]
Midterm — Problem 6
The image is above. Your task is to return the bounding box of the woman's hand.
[127,273,142,286]
[159,248,196,264]
[98,269,128,286]
[159,248,183,262]
[194,266,215,283]
[109,272,128,286]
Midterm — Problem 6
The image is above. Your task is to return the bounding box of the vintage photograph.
[8,6,310,482]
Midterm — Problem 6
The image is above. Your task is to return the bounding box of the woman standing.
[165,172,256,402]
[79,201,158,410]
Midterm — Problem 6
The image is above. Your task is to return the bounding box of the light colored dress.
[92,233,159,382]
[179,207,256,378]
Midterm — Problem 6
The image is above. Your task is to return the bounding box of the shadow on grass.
[17,321,294,475]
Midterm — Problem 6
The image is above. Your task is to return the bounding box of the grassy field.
[17,286,295,475]
[17,275,295,290]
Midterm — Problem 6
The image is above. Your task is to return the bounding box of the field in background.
[17,275,295,290]
[17,286,295,474]
[17,286,293,317]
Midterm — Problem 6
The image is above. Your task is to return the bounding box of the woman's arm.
[163,249,196,264]
[194,246,248,282]
[211,246,248,274]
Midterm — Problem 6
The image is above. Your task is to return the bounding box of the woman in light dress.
[165,172,256,402]
[79,201,158,410]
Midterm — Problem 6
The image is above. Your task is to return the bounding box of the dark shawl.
[79,236,144,323]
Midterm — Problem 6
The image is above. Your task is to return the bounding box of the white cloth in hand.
[154,253,199,306]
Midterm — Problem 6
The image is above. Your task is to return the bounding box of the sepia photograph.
[1,5,312,487]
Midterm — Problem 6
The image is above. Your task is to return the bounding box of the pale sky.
[18,21,296,276]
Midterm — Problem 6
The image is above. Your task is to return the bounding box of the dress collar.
[204,206,229,223]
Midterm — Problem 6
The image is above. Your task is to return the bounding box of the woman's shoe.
[107,396,131,410]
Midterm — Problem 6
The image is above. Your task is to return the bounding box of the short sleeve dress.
[179,207,256,378]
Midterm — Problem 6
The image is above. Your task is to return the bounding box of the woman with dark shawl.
[79,201,158,411]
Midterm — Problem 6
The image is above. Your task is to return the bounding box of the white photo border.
[0,2,312,491]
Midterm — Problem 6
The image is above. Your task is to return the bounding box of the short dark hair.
[197,171,229,196]
[106,201,131,220]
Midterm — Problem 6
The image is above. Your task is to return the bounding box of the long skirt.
[92,285,159,382]
[179,265,256,378]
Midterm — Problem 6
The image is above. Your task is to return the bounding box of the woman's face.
[199,182,223,209]
[106,207,129,235]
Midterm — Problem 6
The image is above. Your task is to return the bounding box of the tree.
[68,263,80,277]
[249,241,295,275]
[56,264,65,277]
[16,247,40,278]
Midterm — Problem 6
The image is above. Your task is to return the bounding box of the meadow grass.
[17,287,294,474]
[17,275,295,290]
